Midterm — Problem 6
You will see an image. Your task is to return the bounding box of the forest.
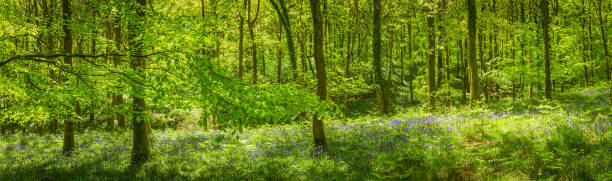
[0,0,611,180]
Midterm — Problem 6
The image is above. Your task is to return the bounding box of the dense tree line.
[0,0,610,164]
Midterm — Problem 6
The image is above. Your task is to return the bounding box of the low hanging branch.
[0,51,168,68]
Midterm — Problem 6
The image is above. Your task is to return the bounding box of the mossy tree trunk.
[467,0,480,104]
[309,0,328,151]
[129,0,151,164]
[372,0,389,115]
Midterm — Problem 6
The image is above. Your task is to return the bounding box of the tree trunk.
[541,0,552,99]
[582,13,589,87]
[479,31,487,101]
[248,0,261,84]
[373,0,389,115]
[50,119,58,134]
[38,122,44,136]
[277,24,283,84]
[427,13,436,109]
[262,49,266,77]
[129,0,151,164]
[113,13,126,130]
[238,0,246,79]
[408,20,414,103]
[594,0,609,81]
[309,0,328,151]
[468,0,481,103]
[270,0,298,81]
[61,0,75,155]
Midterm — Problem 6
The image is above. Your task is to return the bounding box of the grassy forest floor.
[1,88,611,181]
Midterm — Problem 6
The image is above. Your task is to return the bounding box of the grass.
[1,89,611,180]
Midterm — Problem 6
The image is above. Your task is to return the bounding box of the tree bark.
[269,0,298,81]
[113,16,126,130]
[427,12,436,109]
[581,1,589,87]
[593,0,609,81]
[129,0,151,164]
[373,0,389,115]
[238,0,246,79]
[61,0,75,155]
[468,0,481,103]
[277,24,283,84]
[309,0,328,151]
[248,0,261,84]
[541,0,552,99]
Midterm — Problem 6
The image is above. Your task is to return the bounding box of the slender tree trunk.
[248,0,261,84]
[541,0,552,99]
[400,30,404,85]
[271,0,298,81]
[445,40,451,105]
[460,39,467,102]
[427,13,436,109]
[300,33,307,75]
[582,12,589,87]
[468,0,481,103]
[262,49,266,77]
[129,0,151,164]
[594,0,609,81]
[588,14,594,85]
[37,122,44,136]
[277,24,283,84]
[479,30,487,101]
[408,20,414,103]
[309,0,328,151]
[593,0,611,101]
[238,0,246,79]
[113,16,126,130]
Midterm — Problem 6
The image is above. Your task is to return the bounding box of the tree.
[467,0,481,103]
[112,10,126,131]
[268,0,298,81]
[541,0,552,99]
[238,0,246,79]
[426,7,436,109]
[372,0,390,115]
[248,0,261,84]
[129,0,150,164]
[61,0,75,155]
[309,0,327,151]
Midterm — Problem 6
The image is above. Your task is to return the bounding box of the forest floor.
[1,88,611,181]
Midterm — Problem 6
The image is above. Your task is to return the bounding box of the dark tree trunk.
[372,0,389,115]
[427,13,436,109]
[309,0,328,151]
[61,0,75,155]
